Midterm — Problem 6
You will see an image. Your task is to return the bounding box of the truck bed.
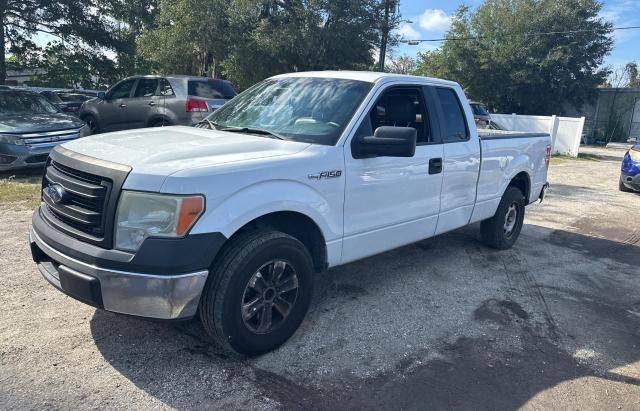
[477,129,549,140]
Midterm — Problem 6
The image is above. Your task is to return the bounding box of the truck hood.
[60,126,311,182]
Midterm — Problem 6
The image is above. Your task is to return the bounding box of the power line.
[400,25,640,44]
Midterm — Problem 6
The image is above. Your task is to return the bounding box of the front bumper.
[0,143,51,171]
[620,173,640,191]
[31,227,208,320]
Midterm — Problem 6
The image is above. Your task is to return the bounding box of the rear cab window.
[188,80,236,99]
[436,87,469,142]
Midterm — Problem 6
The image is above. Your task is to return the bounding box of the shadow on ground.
[89,224,640,409]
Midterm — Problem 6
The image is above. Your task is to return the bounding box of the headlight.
[0,134,24,145]
[115,191,205,252]
[78,125,91,138]
[629,148,640,162]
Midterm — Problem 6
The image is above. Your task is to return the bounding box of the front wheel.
[84,114,100,134]
[199,230,314,356]
[481,186,526,250]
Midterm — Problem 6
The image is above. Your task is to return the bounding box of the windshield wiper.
[195,119,220,130]
[219,126,286,140]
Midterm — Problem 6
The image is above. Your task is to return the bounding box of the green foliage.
[0,0,124,83]
[138,0,387,90]
[414,0,613,115]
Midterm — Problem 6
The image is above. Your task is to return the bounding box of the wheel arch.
[217,211,328,273]
[507,171,531,203]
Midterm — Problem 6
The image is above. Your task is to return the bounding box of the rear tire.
[619,179,633,192]
[199,230,314,356]
[150,118,170,127]
[481,186,525,250]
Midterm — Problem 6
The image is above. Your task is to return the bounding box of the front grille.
[42,160,111,238]
[19,128,82,148]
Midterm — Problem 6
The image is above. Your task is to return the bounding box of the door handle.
[429,158,443,175]
[148,101,156,106]
[119,104,127,108]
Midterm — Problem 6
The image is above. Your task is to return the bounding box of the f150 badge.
[308,170,342,180]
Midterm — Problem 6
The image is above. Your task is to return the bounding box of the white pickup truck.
[30,72,550,355]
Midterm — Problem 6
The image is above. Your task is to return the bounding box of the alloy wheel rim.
[241,259,299,334]
[504,203,518,236]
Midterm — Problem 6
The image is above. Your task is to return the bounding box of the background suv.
[79,75,237,133]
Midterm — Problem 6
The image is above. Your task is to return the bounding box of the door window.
[108,79,136,99]
[436,88,469,142]
[355,87,431,144]
[134,78,159,98]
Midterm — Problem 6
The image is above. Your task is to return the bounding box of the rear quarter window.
[188,80,236,99]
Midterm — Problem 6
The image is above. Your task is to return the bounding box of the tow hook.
[539,182,549,203]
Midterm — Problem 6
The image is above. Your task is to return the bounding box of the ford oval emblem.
[44,184,66,204]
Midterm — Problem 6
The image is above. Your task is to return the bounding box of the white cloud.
[397,23,420,40]
[417,9,452,32]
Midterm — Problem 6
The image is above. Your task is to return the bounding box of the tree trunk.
[0,2,5,85]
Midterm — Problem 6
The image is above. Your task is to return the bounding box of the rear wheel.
[199,230,314,356]
[150,118,170,127]
[481,186,526,250]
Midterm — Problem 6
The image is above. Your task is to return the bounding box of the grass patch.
[552,153,602,161]
[0,176,41,208]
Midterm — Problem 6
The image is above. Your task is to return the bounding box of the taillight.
[185,98,208,112]
[544,144,552,168]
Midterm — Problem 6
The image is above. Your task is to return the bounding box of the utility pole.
[378,0,392,72]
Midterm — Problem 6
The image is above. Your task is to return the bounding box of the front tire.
[199,230,314,356]
[84,114,100,134]
[481,186,526,250]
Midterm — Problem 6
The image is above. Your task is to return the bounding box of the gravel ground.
[1,146,639,410]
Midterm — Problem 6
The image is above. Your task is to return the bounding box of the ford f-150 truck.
[30,72,550,355]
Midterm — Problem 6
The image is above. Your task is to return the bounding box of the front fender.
[190,179,342,244]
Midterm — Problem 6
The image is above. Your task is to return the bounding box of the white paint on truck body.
[60,71,550,268]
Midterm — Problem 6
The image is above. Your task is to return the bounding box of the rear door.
[432,86,481,235]
[128,78,160,128]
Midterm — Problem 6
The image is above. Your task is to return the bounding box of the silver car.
[79,75,237,133]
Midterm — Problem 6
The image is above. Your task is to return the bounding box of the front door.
[342,85,444,264]
[99,78,137,131]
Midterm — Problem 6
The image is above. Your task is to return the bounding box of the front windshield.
[0,91,59,116]
[205,77,372,145]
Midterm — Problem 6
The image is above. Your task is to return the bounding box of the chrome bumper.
[30,227,208,320]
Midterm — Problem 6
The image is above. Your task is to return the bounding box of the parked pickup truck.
[30,72,550,355]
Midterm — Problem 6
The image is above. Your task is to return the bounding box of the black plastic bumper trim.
[32,208,227,275]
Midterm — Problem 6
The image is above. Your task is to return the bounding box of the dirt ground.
[1,146,639,410]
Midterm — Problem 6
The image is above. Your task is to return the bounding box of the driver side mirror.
[97,91,106,100]
[353,126,417,158]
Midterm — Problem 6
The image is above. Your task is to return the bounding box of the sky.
[394,0,640,68]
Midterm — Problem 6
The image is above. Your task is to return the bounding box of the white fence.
[491,114,586,157]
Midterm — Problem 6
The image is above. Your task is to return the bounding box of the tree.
[414,0,613,115]
[0,0,122,84]
[385,54,416,74]
[138,0,388,89]
[622,62,640,88]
